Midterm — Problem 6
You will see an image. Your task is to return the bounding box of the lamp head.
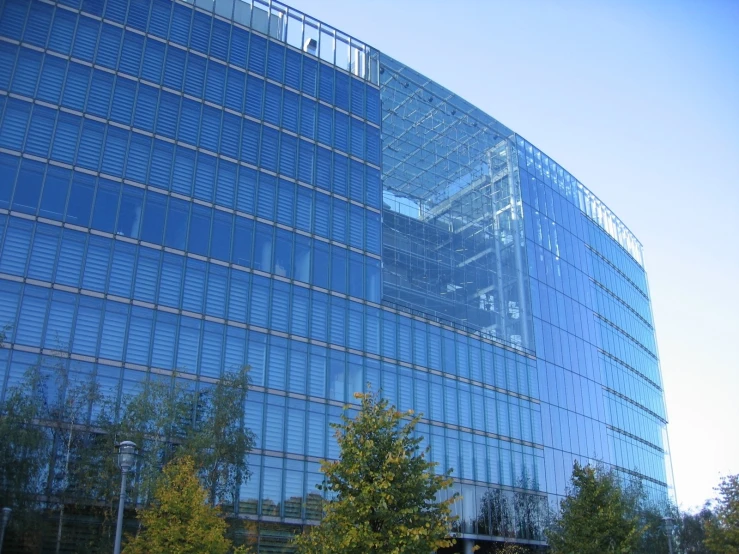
[116,440,138,472]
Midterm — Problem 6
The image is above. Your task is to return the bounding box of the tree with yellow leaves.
[294,391,457,554]
[123,456,245,554]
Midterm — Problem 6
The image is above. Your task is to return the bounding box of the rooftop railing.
[182,0,380,84]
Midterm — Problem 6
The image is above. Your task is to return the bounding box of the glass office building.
[0,0,671,551]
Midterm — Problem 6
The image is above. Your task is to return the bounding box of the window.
[188,204,211,256]
[117,186,143,239]
[140,190,166,244]
[232,217,254,267]
[28,224,59,282]
[330,246,346,294]
[26,105,54,159]
[210,211,232,262]
[253,222,273,272]
[274,229,293,278]
[164,197,188,250]
[182,258,206,313]
[294,235,311,283]
[66,173,95,227]
[82,236,111,292]
[13,159,44,215]
[312,241,329,289]
[333,153,347,197]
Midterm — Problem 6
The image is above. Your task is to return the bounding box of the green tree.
[43,354,103,554]
[294,392,457,554]
[181,366,255,508]
[0,358,255,552]
[546,462,642,554]
[705,474,739,553]
[122,456,244,554]
[634,502,678,554]
[676,506,714,554]
[99,368,255,512]
[0,363,49,551]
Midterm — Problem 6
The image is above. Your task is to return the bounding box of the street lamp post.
[0,507,11,554]
[113,441,137,554]
[663,516,675,554]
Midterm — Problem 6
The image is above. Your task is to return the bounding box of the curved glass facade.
[0,0,671,551]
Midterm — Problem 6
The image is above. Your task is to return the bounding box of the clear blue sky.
[285,0,739,510]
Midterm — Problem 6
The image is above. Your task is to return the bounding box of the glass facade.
[0,0,671,550]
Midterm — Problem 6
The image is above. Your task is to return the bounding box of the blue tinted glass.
[149,0,172,37]
[50,9,76,54]
[12,48,42,97]
[23,1,52,48]
[254,223,273,273]
[88,70,114,118]
[335,72,349,111]
[0,44,16,92]
[211,211,232,262]
[141,190,167,244]
[210,19,229,61]
[91,179,120,233]
[225,68,245,112]
[188,204,212,256]
[317,105,332,146]
[120,30,144,76]
[302,57,317,96]
[349,159,364,203]
[190,10,211,54]
[267,42,284,82]
[117,187,143,239]
[298,140,315,185]
[333,154,347,197]
[66,173,95,227]
[39,166,70,220]
[184,52,205,97]
[163,44,186,90]
[285,49,301,90]
[248,34,266,75]
[13,159,44,215]
[314,192,330,237]
[349,252,363,298]
[237,166,256,213]
[165,197,189,250]
[318,64,334,104]
[330,246,347,294]
[264,83,281,126]
[233,217,253,267]
[230,26,248,67]
[0,154,19,209]
[274,229,293,278]
[313,242,329,289]
[315,147,331,191]
[257,173,276,220]
[294,235,311,283]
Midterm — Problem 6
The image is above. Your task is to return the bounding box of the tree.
[0,363,49,551]
[634,502,678,554]
[104,368,255,511]
[677,506,714,554]
[0,359,255,552]
[181,366,255,508]
[477,488,514,538]
[43,353,103,554]
[705,474,739,553]
[294,392,458,554]
[122,456,244,554]
[546,462,642,554]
